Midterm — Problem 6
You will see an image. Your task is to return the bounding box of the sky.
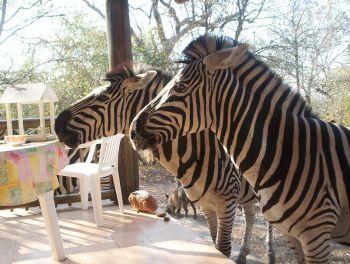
[0,0,105,70]
[0,0,349,71]
[0,0,275,70]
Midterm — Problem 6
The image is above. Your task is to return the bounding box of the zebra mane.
[178,35,240,63]
[179,35,318,118]
[104,62,172,84]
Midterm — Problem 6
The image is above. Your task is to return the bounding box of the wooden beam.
[17,103,24,135]
[38,100,45,136]
[49,102,55,135]
[5,103,13,135]
[0,117,51,131]
[106,0,132,66]
[106,0,139,204]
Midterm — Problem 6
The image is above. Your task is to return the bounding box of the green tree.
[320,66,350,125]
[48,15,109,113]
[258,0,349,104]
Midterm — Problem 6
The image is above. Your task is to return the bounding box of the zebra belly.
[195,191,223,211]
[253,187,335,239]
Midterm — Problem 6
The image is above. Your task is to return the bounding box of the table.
[0,140,68,261]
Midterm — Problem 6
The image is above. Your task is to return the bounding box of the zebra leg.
[190,201,197,219]
[265,222,275,264]
[300,232,331,264]
[183,205,189,217]
[216,204,236,257]
[236,202,255,264]
[285,235,305,264]
[202,208,217,243]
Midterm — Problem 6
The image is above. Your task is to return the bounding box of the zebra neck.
[123,74,168,134]
[214,59,309,190]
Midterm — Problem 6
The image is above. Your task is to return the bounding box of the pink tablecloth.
[0,141,68,206]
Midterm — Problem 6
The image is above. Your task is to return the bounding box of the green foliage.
[49,15,109,113]
[0,55,47,119]
[132,30,172,71]
[0,14,109,121]
[320,67,350,126]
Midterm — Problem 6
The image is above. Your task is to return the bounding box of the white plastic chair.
[58,134,124,226]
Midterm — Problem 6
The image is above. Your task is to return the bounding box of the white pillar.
[17,103,24,135]
[49,102,55,135]
[5,103,13,135]
[39,100,45,136]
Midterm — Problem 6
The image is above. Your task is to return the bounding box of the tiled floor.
[0,203,234,264]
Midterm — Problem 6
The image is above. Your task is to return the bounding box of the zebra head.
[55,64,170,148]
[130,35,249,151]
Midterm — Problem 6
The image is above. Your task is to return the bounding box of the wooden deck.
[0,203,234,264]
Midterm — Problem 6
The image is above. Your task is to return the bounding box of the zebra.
[55,64,275,262]
[129,35,350,263]
[153,130,275,262]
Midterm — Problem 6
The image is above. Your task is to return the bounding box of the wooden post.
[106,0,139,203]
[17,103,24,135]
[38,100,45,136]
[49,102,55,135]
[5,103,13,135]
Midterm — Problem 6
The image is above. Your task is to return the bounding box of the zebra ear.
[123,70,158,90]
[203,44,249,71]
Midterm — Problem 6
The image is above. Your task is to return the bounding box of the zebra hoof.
[236,255,247,264]
[236,248,249,264]
[265,253,276,264]
[215,245,231,258]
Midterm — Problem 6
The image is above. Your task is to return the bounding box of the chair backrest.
[98,134,124,171]
[78,139,102,164]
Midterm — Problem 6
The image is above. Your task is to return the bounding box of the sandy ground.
[139,161,350,264]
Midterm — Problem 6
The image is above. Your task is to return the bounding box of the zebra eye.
[174,81,188,92]
[97,94,109,102]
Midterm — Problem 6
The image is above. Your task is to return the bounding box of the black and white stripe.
[130,35,350,264]
[55,64,274,261]
[154,129,274,261]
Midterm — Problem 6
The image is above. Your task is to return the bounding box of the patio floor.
[0,203,234,264]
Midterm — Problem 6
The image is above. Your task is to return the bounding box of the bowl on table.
[4,135,27,146]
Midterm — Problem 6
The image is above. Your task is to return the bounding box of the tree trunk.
[106,0,139,204]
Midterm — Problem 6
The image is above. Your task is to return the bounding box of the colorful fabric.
[0,141,69,206]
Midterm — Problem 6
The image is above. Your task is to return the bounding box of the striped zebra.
[55,64,275,262]
[153,130,275,262]
[129,35,350,264]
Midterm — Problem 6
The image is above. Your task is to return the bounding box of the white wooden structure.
[0,83,58,136]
